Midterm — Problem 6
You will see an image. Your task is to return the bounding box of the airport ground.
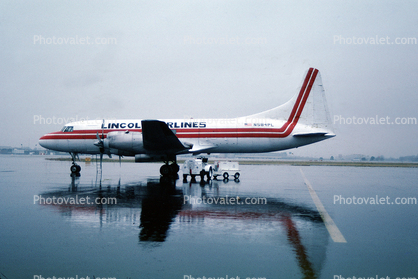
[45,156,418,168]
[1,155,417,279]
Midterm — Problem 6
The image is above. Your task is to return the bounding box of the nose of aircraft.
[39,134,54,150]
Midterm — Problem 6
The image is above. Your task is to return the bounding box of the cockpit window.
[61,126,74,132]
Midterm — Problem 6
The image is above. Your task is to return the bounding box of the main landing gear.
[70,152,81,176]
[160,162,180,177]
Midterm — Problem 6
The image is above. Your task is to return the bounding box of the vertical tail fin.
[298,69,334,133]
[245,68,334,135]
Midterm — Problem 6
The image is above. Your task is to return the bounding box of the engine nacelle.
[105,131,146,154]
[134,154,171,162]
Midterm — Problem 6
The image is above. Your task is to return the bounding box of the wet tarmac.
[1,155,417,279]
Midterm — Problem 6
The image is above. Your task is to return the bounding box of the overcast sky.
[1,0,417,158]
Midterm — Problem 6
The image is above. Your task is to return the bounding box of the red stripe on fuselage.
[40,69,318,140]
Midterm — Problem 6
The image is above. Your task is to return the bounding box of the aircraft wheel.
[199,170,206,181]
[223,172,229,179]
[170,163,180,174]
[206,168,213,181]
[70,164,80,174]
[160,165,171,176]
[234,173,240,179]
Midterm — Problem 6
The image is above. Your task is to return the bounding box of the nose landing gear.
[70,152,81,176]
[70,164,81,174]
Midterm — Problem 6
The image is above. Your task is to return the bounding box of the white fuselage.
[39,68,335,158]
[39,117,327,156]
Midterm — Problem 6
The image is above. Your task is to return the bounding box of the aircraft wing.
[141,120,189,153]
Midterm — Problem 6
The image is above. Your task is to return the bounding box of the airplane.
[39,68,335,176]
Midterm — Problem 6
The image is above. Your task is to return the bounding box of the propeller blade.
[96,132,101,141]
[94,132,105,154]
[101,119,105,139]
[94,133,103,146]
[100,152,103,169]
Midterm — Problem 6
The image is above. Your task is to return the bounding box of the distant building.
[0,146,13,154]
[12,149,25,154]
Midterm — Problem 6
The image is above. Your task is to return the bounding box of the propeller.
[94,119,115,176]
[95,131,104,153]
[94,120,106,172]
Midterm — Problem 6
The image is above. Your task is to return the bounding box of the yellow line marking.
[300,168,347,243]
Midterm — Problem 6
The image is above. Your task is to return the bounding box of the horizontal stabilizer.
[189,144,217,155]
[293,132,335,138]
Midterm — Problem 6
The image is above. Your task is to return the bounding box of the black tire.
[160,165,171,176]
[170,163,180,174]
[70,165,79,174]
[200,170,206,180]
[234,173,240,179]
[206,168,213,181]
[223,172,229,179]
